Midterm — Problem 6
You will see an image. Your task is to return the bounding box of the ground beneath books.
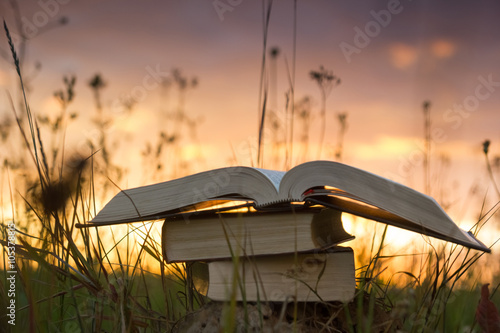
[173,296,400,332]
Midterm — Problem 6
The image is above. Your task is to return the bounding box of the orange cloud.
[353,135,419,160]
[41,95,63,116]
[431,39,456,59]
[389,43,418,69]
[114,107,152,133]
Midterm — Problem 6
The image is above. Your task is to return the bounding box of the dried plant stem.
[288,0,297,169]
[485,157,500,198]
[309,66,340,160]
[334,113,348,161]
[317,89,327,159]
[4,20,47,188]
[257,0,273,167]
[423,101,431,195]
[483,140,500,198]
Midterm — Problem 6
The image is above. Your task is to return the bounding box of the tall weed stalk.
[1,21,193,332]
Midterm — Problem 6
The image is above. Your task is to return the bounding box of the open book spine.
[255,198,303,207]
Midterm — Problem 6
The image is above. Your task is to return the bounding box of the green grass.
[0,267,190,332]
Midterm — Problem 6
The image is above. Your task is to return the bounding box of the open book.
[83,160,489,252]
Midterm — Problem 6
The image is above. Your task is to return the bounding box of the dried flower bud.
[483,140,491,154]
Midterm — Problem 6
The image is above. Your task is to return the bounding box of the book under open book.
[162,208,354,263]
[207,247,355,302]
[81,160,490,252]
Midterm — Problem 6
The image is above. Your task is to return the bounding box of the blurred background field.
[1,1,500,331]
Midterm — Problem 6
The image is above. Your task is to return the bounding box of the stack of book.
[162,208,356,302]
[80,161,490,302]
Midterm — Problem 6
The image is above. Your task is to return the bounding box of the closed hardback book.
[162,208,354,263]
[207,247,355,302]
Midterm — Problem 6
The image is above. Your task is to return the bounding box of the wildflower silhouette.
[309,65,340,158]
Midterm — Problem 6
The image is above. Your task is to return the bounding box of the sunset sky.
[2,0,500,230]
